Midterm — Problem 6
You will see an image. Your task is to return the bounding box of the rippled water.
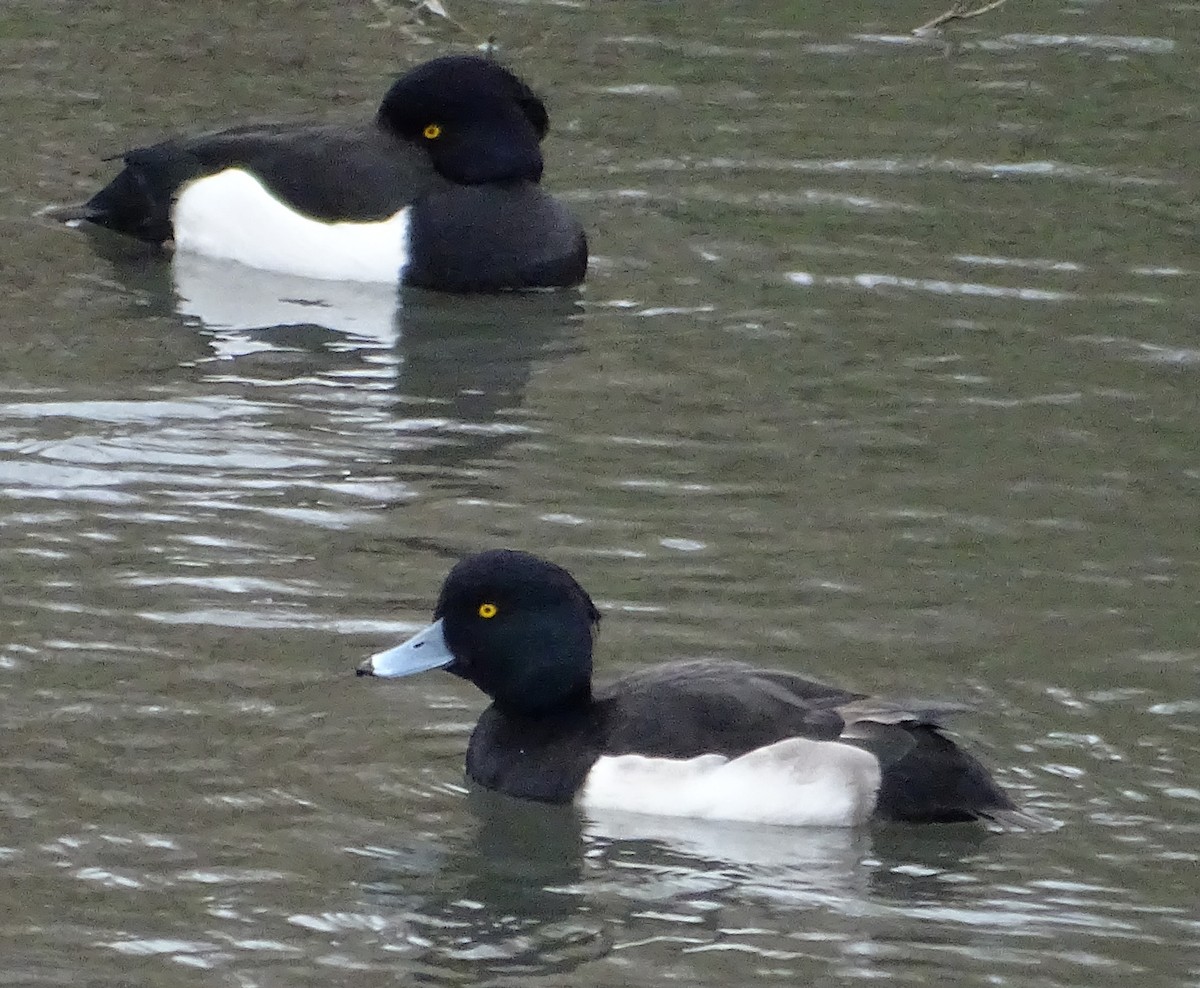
[2,0,1198,985]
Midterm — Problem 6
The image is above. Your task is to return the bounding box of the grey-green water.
[2,1,1198,985]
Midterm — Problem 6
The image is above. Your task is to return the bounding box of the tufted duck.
[357,550,1052,829]
[79,55,587,291]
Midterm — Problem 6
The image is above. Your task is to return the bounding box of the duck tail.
[81,146,195,244]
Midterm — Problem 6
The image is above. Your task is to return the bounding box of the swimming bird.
[357,549,1050,829]
[78,55,587,291]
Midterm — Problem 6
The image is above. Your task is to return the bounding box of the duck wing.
[597,659,862,757]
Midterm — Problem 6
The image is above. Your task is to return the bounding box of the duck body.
[465,661,854,803]
[80,56,587,291]
[359,550,1048,830]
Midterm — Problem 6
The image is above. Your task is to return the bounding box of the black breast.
[403,182,588,291]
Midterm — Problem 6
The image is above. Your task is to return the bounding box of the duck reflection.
[360,790,873,978]
[361,793,607,978]
[382,287,582,492]
[86,236,584,486]
[173,252,403,358]
[173,258,584,493]
[358,786,1017,980]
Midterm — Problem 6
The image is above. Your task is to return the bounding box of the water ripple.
[785,270,1161,305]
[609,156,1166,187]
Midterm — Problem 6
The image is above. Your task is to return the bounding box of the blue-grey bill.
[359,618,453,677]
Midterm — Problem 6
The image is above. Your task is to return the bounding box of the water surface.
[1,0,1198,985]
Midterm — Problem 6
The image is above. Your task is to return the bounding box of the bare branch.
[914,0,1008,34]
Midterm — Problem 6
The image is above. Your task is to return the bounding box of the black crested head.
[377,55,548,185]
[433,549,600,716]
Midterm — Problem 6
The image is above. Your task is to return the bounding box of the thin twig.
[369,0,475,39]
[914,0,1008,34]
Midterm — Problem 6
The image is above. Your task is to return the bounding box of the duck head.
[359,549,600,716]
[377,55,547,185]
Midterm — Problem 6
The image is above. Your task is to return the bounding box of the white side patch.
[578,737,881,828]
[172,169,411,283]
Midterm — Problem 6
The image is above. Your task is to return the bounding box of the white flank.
[578,737,881,828]
[172,169,410,283]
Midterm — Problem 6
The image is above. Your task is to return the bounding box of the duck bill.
[357,618,453,678]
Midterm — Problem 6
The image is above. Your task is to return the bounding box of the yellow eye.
[478,602,498,619]
[423,123,442,140]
